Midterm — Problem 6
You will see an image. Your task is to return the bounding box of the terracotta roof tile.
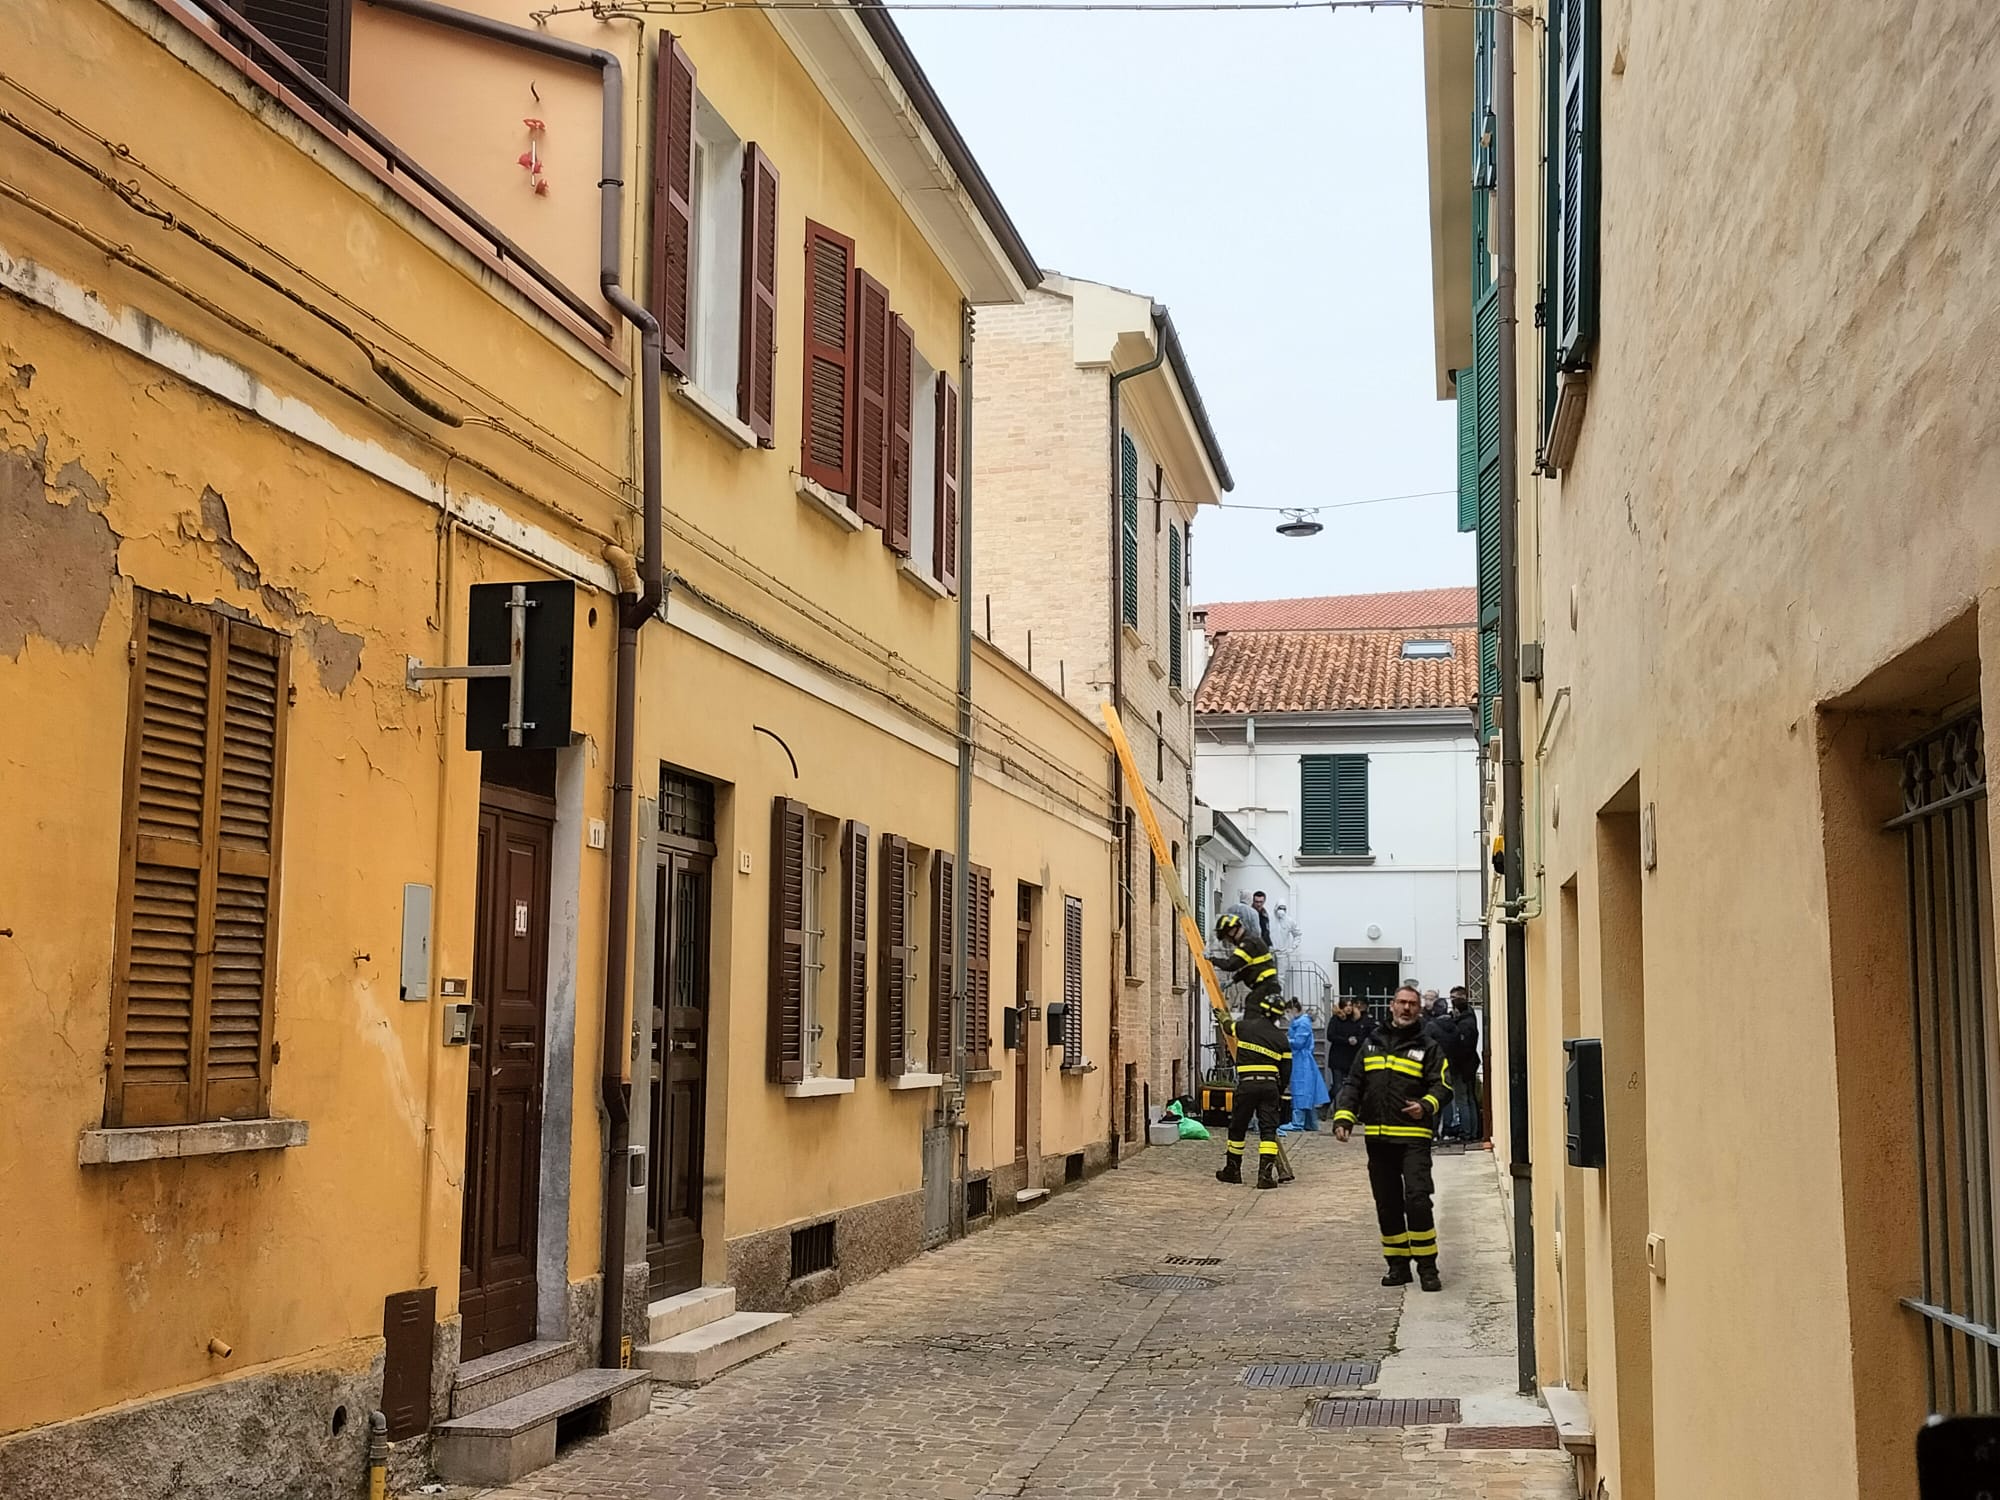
[1198,587,1476,633]
[1194,626,1478,715]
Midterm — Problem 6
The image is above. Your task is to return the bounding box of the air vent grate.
[1243,1360,1377,1389]
[1306,1398,1460,1428]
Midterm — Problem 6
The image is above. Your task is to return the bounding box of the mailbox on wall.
[1044,1000,1068,1049]
[1564,1037,1606,1169]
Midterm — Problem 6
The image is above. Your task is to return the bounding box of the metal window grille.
[803,823,828,1075]
[789,1219,835,1280]
[1892,707,1995,1413]
[660,767,716,843]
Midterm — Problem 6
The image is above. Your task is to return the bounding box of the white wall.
[1195,713,1481,994]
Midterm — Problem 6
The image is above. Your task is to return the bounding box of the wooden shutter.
[1166,525,1183,688]
[240,0,352,97]
[107,594,288,1128]
[1555,0,1599,368]
[852,269,891,529]
[1473,282,1503,743]
[886,315,914,555]
[930,852,954,1071]
[768,797,808,1083]
[1455,368,1478,532]
[800,221,856,495]
[934,374,961,591]
[839,820,869,1078]
[737,144,780,444]
[879,834,910,1076]
[651,35,697,376]
[1119,433,1140,628]
[1062,895,1083,1068]
[1333,755,1370,856]
[967,864,992,1071]
[1299,755,1335,857]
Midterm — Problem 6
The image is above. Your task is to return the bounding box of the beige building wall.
[1439,4,2000,1498]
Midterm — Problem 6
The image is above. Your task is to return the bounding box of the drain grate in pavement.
[1243,1360,1378,1389]
[1444,1425,1562,1450]
[1115,1273,1220,1292]
[1163,1255,1222,1266]
[1306,1398,1461,1429]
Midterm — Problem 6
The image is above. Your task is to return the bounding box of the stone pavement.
[466,1133,1573,1500]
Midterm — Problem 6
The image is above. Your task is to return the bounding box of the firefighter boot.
[1256,1158,1278,1190]
[1417,1260,1443,1293]
[1380,1260,1414,1287]
[1216,1155,1243,1184]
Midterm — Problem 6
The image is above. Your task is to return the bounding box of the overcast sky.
[898,2,1473,607]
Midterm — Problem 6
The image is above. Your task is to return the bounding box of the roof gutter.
[850,0,1040,290]
[362,0,663,1373]
[1150,304,1234,493]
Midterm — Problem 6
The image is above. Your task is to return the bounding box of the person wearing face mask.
[1330,983,1452,1291]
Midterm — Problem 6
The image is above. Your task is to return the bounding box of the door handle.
[501,1042,536,1052]
[671,1040,699,1053]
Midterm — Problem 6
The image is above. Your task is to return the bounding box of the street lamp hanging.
[1275,508,1324,538]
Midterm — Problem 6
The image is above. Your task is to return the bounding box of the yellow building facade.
[0,0,1113,1493]
[1422,3,2000,1499]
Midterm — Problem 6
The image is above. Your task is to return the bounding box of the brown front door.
[461,797,551,1361]
[646,849,711,1298]
[1015,922,1031,1162]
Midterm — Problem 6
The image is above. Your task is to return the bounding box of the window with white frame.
[908,349,939,579]
[687,96,744,407]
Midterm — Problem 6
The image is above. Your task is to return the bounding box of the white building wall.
[1195,715,1482,998]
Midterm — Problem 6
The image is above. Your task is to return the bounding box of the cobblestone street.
[472,1135,1572,1500]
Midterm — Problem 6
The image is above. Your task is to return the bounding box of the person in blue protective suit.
[1282,999,1329,1132]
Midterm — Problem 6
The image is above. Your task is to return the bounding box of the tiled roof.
[1194,626,1479,715]
[1197,587,1476,633]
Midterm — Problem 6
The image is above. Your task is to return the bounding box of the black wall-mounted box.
[1564,1037,1606,1169]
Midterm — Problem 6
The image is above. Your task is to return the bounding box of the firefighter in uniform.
[1210,909,1288,1189]
[1331,982,1452,1290]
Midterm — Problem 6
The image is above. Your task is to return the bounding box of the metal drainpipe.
[1493,0,1537,1396]
[1105,313,1167,1149]
[952,299,975,1217]
[361,0,665,1370]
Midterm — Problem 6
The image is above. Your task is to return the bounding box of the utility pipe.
[1106,313,1168,1140]
[1492,0,1537,1396]
[363,0,665,1371]
[952,298,975,1220]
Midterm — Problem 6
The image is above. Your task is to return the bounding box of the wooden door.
[460,800,551,1360]
[1014,924,1031,1162]
[646,849,710,1297]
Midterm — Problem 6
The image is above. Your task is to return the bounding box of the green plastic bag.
[1177,1116,1210,1141]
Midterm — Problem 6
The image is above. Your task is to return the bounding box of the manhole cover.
[1306,1398,1461,1429]
[1115,1273,1220,1292]
[1243,1360,1378,1389]
[1163,1255,1222,1266]
[1444,1425,1561,1450]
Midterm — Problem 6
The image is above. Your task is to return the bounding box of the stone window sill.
[1060,1063,1096,1077]
[796,476,863,531]
[674,379,760,449]
[1148,657,1166,680]
[897,558,949,600]
[1121,622,1144,651]
[888,1071,945,1090]
[967,1067,1002,1084]
[79,1117,309,1166]
[1169,684,1187,705]
[1295,852,1376,868]
[782,1077,856,1099]
[1123,974,1145,988]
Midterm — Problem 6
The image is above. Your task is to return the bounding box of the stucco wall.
[1484,2,2000,1497]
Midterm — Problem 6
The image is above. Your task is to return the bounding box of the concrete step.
[433,1367,653,1486]
[635,1310,791,1387]
[451,1339,578,1417]
[646,1284,736,1344]
[1015,1188,1050,1207]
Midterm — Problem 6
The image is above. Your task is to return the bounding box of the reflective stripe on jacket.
[1330,1019,1451,1134]
[1231,1010,1291,1078]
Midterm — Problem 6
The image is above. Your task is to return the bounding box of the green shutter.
[1120,432,1140,629]
[1470,0,1494,298]
[1555,0,1599,368]
[1195,862,1207,934]
[1479,624,1500,743]
[1167,525,1184,686]
[1301,755,1336,856]
[1455,370,1478,532]
[1333,756,1369,856]
[1537,17,1561,455]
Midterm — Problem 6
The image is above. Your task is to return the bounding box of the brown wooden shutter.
[886,315,914,555]
[839,819,869,1079]
[768,797,809,1083]
[651,35,697,376]
[930,851,954,1073]
[1062,895,1084,1067]
[852,269,891,530]
[879,833,909,1076]
[738,144,779,445]
[934,372,960,591]
[107,594,288,1128]
[800,221,856,495]
[967,863,992,1071]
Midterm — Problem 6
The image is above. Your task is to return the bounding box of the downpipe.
[952,299,975,1222]
[363,0,665,1370]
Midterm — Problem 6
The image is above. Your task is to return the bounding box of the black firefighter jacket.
[1331,1019,1451,1140]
